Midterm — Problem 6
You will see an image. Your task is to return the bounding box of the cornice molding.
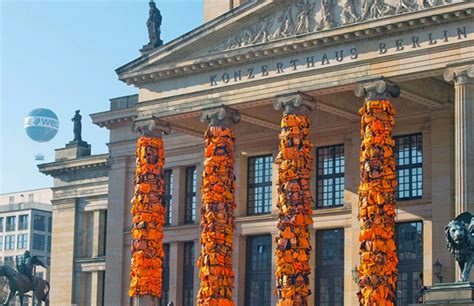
[38,154,110,177]
[91,107,137,129]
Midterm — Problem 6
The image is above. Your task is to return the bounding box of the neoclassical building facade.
[44,0,473,305]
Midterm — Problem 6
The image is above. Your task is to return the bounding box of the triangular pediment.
[116,0,467,82]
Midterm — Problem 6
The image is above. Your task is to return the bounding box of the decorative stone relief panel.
[209,0,455,52]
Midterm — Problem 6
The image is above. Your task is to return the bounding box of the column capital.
[273,93,315,115]
[354,78,400,101]
[200,106,240,127]
[444,64,474,85]
[132,115,171,137]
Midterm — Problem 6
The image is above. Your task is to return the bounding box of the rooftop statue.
[0,250,50,305]
[72,110,82,142]
[445,212,474,282]
[143,0,163,50]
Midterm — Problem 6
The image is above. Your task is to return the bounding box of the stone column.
[197,106,240,305]
[345,122,361,306]
[130,116,171,306]
[169,242,184,305]
[430,109,455,283]
[104,155,128,306]
[354,78,400,305]
[49,199,77,306]
[233,234,246,305]
[444,63,474,215]
[92,210,106,258]
[90,270,104,306]
[171,166,185,226]
[273,93,315,306]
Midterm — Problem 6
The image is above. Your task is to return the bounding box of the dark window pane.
[247,155,273,215]
[245,235,272,306]
[33,234,45,250]
[17,234,28,249]
[316,145,345,209]
[18,215,28,230]
[33,215,45,231]
[48,217,52,233]
[163,170,173,225]
[316,229,344,306]
[6,216,16,232]
[184,167,197,224]
[396,222,423,306]
[395,134,423,200]
[182,242,194,306]
[5,235,15,250]
[316,228,344,266]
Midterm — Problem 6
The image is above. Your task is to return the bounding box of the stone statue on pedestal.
[72,110,82,142]
[445,212,474,282]
[141,0,163,52]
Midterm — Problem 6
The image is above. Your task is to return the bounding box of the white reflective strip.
[24,116,59,129]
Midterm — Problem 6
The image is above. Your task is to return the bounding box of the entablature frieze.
[130,28,471,122]
[119,2,473,87]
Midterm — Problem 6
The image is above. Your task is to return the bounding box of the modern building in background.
[41,0,474,305]
[0,188,52,305]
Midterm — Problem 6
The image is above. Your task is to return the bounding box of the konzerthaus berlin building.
[39,0,474,305]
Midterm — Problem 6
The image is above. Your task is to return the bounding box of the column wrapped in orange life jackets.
[129,136,166,299]
[197,106,239,306]
[357,98,398,306]
[275,112,314,306]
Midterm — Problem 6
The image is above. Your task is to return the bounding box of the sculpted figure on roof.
[146,0,163,47]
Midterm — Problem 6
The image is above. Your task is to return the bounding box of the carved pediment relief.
[208,0,455,53]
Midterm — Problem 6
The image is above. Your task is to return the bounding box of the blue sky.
[0,0,204,193]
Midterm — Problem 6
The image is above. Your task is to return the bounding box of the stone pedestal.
[410,282,474,305]
[55,141,91,161]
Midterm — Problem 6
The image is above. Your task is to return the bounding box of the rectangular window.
[33,234,45,250]
[0,217,3,232]
[395,134,423,200]
[18,215,28,230]
[315,229,344,306]
[160,244,170,306]
[9,196,14,204]
[28,193,34,202]
[396,222,423,305]
[163,170,173,226]
[47,236,51,252]
[184,166,197,224]
[182,242,195,306]
[245,235,272,306]
[0,236,3,250]
[34,215,46,231]
[5,235,15,250]
[6,216,16,232]
[17,234,28,249]
[316,145,345,208]
[48,217,52,233]
[247,155,273,215]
